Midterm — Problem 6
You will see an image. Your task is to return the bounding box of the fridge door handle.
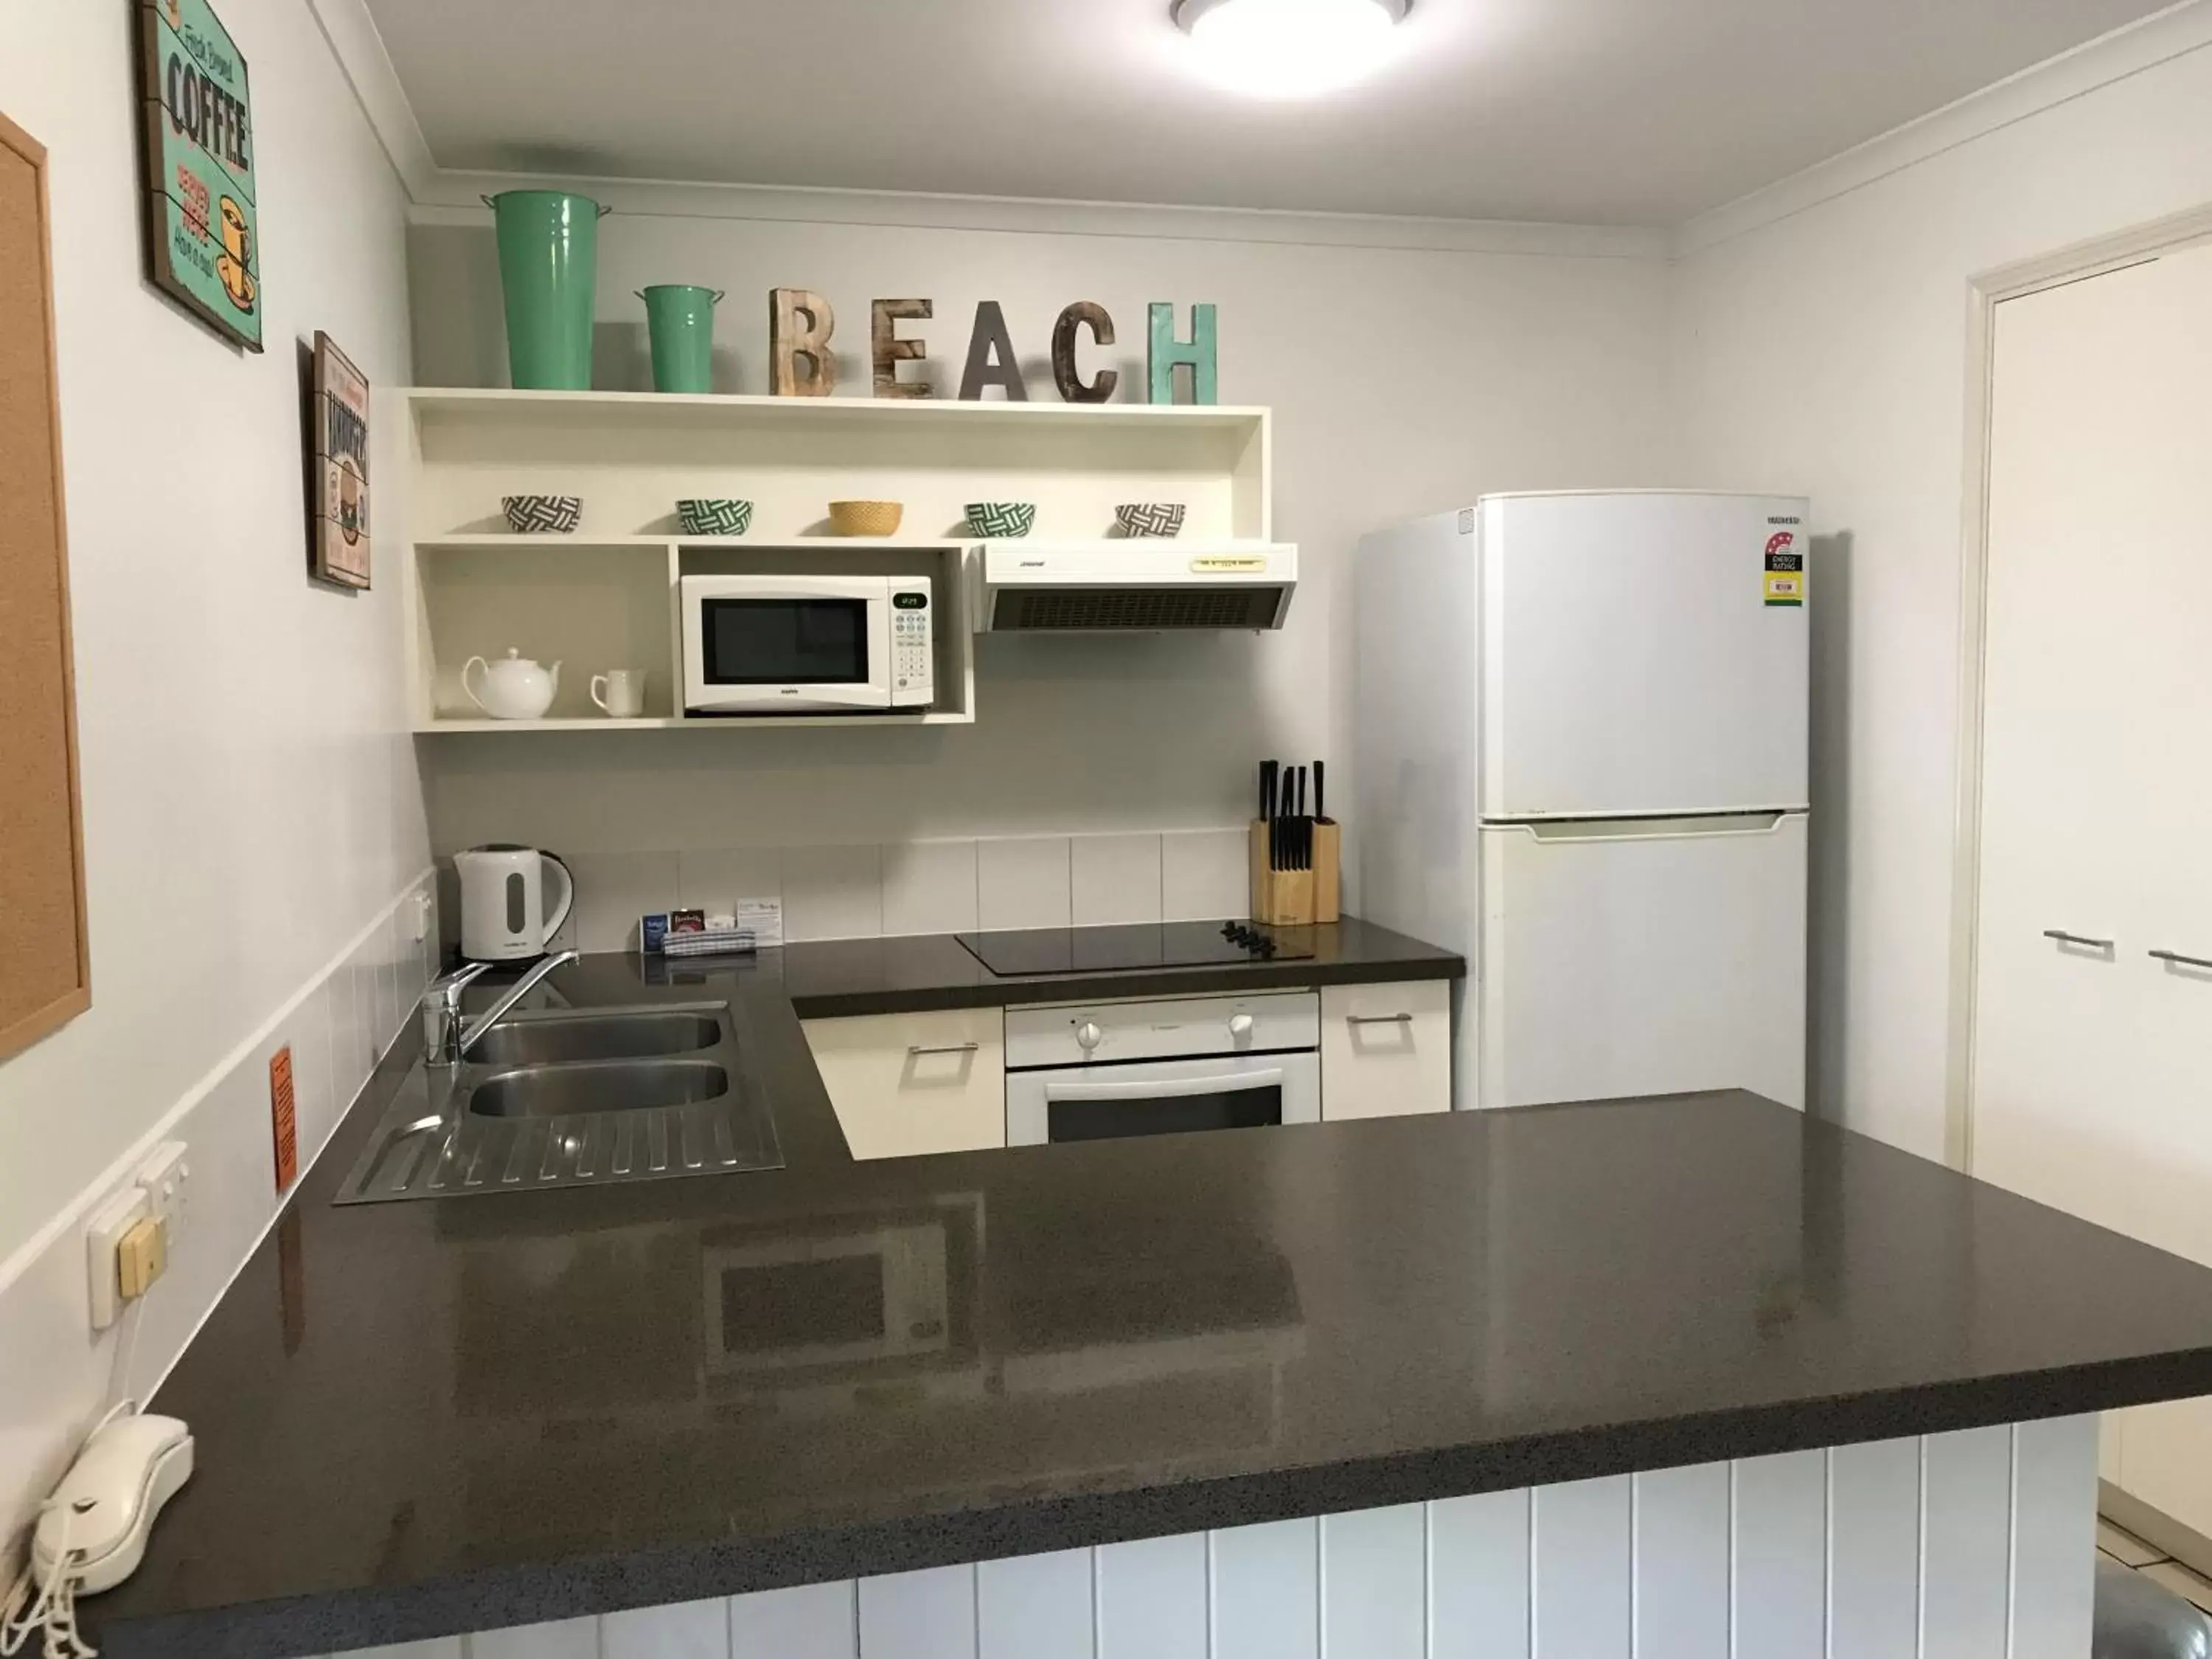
[1488,811,1798,844]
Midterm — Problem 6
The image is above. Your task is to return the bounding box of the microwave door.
[698,596,882,711]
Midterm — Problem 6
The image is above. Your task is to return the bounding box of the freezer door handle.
[1488,810,1797,844]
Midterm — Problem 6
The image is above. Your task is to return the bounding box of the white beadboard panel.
[784,844,886,942]
[677,845,784,913]
[730,1581,859,1659]
[980,1548,1094,1659]
[1532,1476,1631,1659]
[1921,1426,2014,1659]
[858,1565,977,1659]
[1828,1438,1921,1659]
[470,1618,599,1659]
[1430,1489,1529,1659]
[604,1598,730,1659]
[977,836,1072,931]
[1632,1463,1727,1659]
[566,849,681,952]
[2009,1416,2098,1659]
[1321,1503,1425,1659]
[1069,834,1164,928]
[1730,1450,1825,1659]
[1212,1517,1318,1659]
[882,840,981,938]
[1096,1533,1206,1659]
[1160,829,1249,922]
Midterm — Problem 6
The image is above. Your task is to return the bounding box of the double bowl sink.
[336,1001,785,1205]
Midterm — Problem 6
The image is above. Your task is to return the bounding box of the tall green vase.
[486,190,606,390]
[639,285,725,394]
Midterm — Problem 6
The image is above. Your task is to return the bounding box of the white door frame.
[1943,203,2212,1172]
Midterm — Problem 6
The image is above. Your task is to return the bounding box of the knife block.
[1248,819,1341,926]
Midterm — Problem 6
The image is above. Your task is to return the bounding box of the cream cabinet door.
[802,1007,1006,1161]
[1320,981,1452,1120]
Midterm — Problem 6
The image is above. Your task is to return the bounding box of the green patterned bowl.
[677,498,753,538]
[967,501,1036,539]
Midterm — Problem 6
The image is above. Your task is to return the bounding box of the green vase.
[639,284,724,394]
[486,190,606,390]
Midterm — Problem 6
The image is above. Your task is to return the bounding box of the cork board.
[0,112,91,1060]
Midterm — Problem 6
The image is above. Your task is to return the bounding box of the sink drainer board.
[335,1002,785,1203]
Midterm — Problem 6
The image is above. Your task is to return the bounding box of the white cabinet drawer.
[1321,981,1452,1121]
[801,1007,1007,1161]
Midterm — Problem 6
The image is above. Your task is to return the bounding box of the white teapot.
[462,649,561,720]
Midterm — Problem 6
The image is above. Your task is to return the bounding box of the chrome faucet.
[421,950,580,1067]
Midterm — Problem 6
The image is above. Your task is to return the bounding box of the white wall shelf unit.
[399,389,1272,735]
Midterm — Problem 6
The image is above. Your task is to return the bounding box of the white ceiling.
[361,0,2175,224]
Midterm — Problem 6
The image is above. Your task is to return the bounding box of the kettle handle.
[540,852,576,943]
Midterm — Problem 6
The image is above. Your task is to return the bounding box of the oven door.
[1006,1051,1321,1147]
[681,577,890,712]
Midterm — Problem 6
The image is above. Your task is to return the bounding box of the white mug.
[591,669,647,718]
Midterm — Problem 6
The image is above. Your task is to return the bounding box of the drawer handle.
[2150,949,2212,972]
[2042,930,2114,950]
[908,1042,981,1057]
[1346,1012,1413,1026]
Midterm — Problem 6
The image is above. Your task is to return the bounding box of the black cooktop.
[955,920,1316,978]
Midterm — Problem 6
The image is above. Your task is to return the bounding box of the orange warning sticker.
[270,1046,298,1192]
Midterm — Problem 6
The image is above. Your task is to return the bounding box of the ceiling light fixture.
[1173,0,1411,100]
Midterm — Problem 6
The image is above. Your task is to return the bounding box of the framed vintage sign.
[312,333,371,588]
[137,0,261,349]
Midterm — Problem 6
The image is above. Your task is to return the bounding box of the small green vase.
[639,284,724,394]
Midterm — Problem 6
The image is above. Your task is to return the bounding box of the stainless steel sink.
[463,1011,720,1067]
[335,1002,782,1204]
[469,1059,729,1118]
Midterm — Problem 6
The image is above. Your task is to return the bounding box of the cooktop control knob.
[1077,1020,1103,1051]
[1228,1012,1256,1040]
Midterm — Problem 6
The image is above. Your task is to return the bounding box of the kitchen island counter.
[88,944,2212,1658]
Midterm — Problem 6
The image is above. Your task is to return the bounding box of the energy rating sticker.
[1764,529,1805,608]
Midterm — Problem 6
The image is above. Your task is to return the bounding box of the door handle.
[1046,1069,1283,1105]
[908,1042,981,1057]
[1345,1012,1413,1026]
[2041,930,2114,950]
[2149,949,2212,972]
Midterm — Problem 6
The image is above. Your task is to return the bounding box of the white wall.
[407,215,1674,874]
[0,0,426,1538]
[1669,27,2212,1159]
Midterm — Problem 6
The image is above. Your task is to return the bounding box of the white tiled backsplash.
[542,830,1250,954]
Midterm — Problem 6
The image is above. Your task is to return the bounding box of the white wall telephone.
[1,1409,192,1659]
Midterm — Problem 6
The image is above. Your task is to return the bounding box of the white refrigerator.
[1354,491,1809,1110]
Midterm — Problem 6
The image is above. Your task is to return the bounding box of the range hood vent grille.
[990,586,1286,631]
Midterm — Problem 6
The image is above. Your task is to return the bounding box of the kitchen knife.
[1315,760,1326,824]
[1279,769,1296,870]
[1260,760,1278,871]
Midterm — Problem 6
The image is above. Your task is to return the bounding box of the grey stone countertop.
[83,930,2212,1658]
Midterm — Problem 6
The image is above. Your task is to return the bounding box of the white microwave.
[680,573,935,714]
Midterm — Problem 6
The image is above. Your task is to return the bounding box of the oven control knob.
[1228,1012,1256,1041]
[1077,1020,1103,1051]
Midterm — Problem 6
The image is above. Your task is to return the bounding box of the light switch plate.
[86,1188,152,1331]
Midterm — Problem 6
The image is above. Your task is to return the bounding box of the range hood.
[978,542,1298,633]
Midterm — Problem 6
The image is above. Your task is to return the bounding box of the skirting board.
[323,1416,2096,1659]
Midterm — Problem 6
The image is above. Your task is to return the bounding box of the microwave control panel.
[890,584,935,706]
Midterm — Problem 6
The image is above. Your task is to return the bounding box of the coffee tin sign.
[137,0,261,350]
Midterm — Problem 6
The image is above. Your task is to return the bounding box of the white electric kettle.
[456,845,576,962]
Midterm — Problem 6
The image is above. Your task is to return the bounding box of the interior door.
[1969,240,2212,1533]
[1481,493,1810,818]
[1478,813,1807,1109]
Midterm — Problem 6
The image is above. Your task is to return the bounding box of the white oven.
[1005,992,1321,1146]
[680,573,935,714]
